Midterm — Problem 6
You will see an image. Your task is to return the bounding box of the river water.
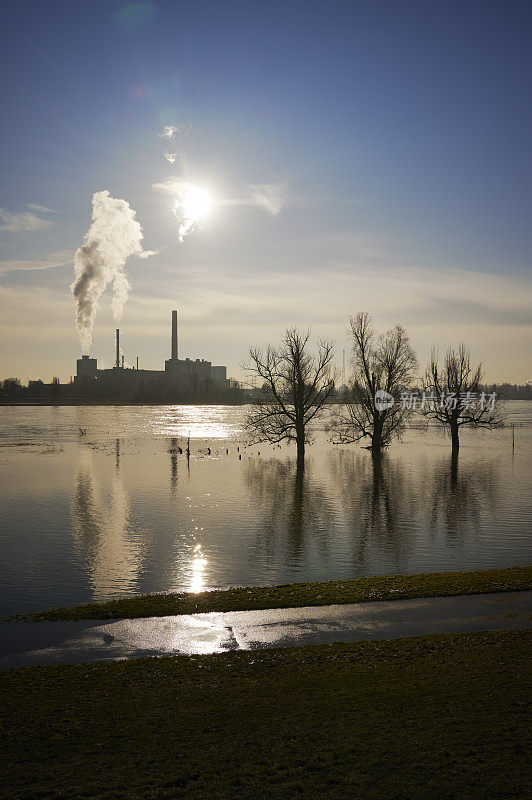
[0,403,530,615]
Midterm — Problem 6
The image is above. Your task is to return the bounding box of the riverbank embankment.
[12,565,531,622]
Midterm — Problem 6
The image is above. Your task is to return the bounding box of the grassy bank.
[1,630,530,799]
[16,565,532,622]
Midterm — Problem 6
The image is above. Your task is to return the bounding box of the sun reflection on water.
[150,406,244,439]
[190,543,207,593]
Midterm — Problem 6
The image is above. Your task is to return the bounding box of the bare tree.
[421,343,502,452]
[1,378,22,399]
[330,313,417,454]
[244,328,335,466]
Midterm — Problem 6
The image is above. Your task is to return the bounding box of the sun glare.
[183,186,213,220]
[173,183,214,241]
[190,543,207,593]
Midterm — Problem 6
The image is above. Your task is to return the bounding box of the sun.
[173,183,214,241]
[182,185,213,220]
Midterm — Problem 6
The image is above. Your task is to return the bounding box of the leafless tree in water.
[421,344,502,452]
[330,312,417,454]
[243,328,335,466]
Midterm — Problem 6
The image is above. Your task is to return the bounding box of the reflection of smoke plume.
[164,152,177,164]
[71,190,157,353]
[72,447,140,601]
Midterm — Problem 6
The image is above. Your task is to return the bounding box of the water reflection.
[169,437,179,494]
[72,443,140,600]
[190,542,207,592]
[244,458,336,562]
[429,452,498,541]
[1,403,529,615]
[150,405,240,439]
[329,451,417,570]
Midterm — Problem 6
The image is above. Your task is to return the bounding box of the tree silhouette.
[330,313,417,454]
[244,328,335,467]
[422,344,502,452]
[1,377,22,399]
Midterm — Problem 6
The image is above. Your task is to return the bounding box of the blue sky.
[1,0,531,382]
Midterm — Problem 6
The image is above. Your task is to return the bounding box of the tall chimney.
[116,328,120,368]
[171,309,178,361]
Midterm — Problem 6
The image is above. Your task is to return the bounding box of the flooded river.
[0,403,530,614]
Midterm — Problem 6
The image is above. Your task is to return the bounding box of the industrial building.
[74,309,228,395]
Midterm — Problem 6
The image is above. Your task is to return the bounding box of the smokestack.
[122,355,124,368]
[136,356,138,370]
[171,309,178,361]
[116,328,120,368]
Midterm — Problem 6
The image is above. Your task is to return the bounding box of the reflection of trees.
[328,448,500,569]
[169,437,179,494]
[429,451,498,542]
[72,442,140,601]
[328,450,417,570]
[243,459,336,563]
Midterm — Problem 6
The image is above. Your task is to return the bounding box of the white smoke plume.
[164,152,177,164]
[71,190,156,353]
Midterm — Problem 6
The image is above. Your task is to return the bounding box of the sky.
[0,0,531,384]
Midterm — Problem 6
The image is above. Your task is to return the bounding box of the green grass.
[1,630,530,799]
[14,565,532,621]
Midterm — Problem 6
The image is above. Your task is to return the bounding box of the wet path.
[0,591,530,669]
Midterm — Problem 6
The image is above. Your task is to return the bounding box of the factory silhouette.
[76,308,227,389]
[22,310,244,404]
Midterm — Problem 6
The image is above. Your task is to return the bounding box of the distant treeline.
[0,376,249,405]
[482,383,532,400]
[0,377,530,404]
[332,383,532,402]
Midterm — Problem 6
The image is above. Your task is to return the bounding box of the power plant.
[74,309,228,396]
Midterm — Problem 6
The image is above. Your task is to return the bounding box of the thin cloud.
[163,152,177,164]
[152,179,180,194]
[159,124,179,140]
[0,205,56,233]
[28,203,57,213]
[0,249,74,274]
[249,183,289,216]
